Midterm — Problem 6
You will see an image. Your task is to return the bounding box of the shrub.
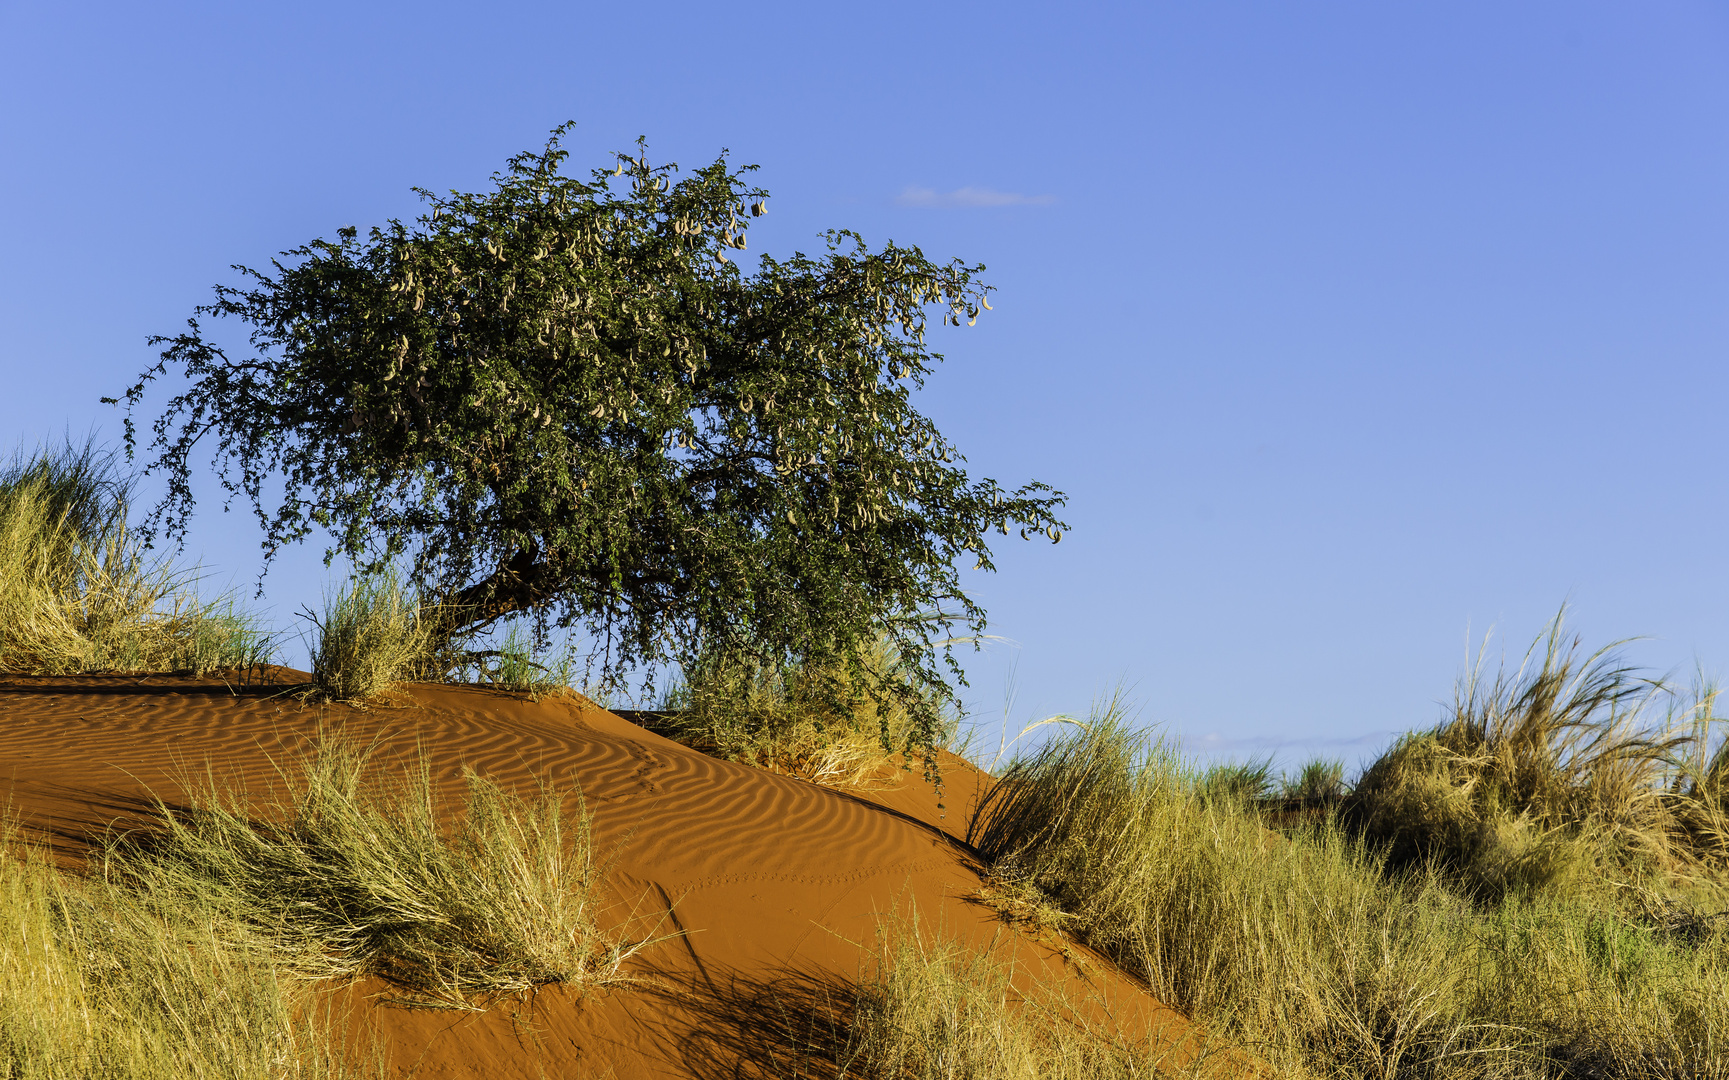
[303,571,442,702]
[1343,614,1687,901]
[1197,756,1274,805]
[0,821,372,1079]
[1281,757,1347,804]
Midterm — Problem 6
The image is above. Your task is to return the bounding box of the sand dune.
[0,669,1232,1078]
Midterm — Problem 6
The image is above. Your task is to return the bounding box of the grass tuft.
[968,694,1729,1079]
[652,635,958,787]
[1343,612,1693,902]
[0,819,376,1079]
[302,572,442,702]
[0,440,274,676]
[99,739,650,1010]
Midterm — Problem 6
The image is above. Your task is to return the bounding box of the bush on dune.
[1342,617,1695,903]
[0,823,371,1080]
[301,571,444,702]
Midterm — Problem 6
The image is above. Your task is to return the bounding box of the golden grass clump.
[303,572,443,702]
[653,635,958,787]
[1343,615,1697,902]
[836,908,1214,1079]
[0,441,273,676]
[967,697,1729,1079]
[670,903,1219,1079]
[97,739,649,1010]
[0,820,375,1079]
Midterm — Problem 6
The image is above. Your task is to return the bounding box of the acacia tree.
[111,126,1066,761]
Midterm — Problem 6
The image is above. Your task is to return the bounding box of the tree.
[111,126,1067,762]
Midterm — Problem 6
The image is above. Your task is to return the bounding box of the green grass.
[0,441,274,677]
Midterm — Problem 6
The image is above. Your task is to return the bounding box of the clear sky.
[4,1,1727,769]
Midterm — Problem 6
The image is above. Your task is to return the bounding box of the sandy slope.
[0,669,1239,1078]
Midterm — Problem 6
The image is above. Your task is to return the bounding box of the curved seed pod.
[981,295,993,310]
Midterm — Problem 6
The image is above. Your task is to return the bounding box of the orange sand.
[0,669,1245,1078]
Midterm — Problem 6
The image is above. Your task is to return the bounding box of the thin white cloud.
[896,185,1057,209]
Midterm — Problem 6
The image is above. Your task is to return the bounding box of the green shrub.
[1281,757,1348,804]
[1197,756,1274,805]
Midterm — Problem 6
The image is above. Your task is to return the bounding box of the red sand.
[0,669,1249,1078]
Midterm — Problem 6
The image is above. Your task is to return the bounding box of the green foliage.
[1282,757,1348,804]
[0,441,273,675]
[99,739,649,1010]
[114,125,1067,766]
[1197,755,1274,805]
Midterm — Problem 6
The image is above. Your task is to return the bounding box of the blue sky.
[4,1,1728,769]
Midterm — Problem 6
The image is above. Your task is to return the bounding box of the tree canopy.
[112,126,1067,759]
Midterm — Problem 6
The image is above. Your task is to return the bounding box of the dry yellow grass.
[0,442,271,676]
